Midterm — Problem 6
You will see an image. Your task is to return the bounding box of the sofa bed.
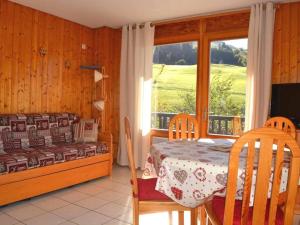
[0,113,112,206]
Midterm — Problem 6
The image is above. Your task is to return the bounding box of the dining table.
[143,138,290,208]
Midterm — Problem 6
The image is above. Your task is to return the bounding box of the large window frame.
[151,24,248,140]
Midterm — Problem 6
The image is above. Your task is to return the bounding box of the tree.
[209,75,243,116]
[174,92,196,114]
[173,75,245,116]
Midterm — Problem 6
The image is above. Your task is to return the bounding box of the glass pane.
[208,38,248,135]
[152,41,198,130]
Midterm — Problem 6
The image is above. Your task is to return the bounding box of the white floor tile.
[95,203,131,218]
[95,190,128,201]
[116,208,133,224]
[71,211,111,225]
[51,204,88,220]
[4,204,45,220]
[103,219,131,225]
[113,196,132,208]
[54,190,89,203]
[0,166,155,225]
[0,213,20,225]
[75,196,109,210]
[109,183,132,195]
[57,222,77,225]
[30,196,70,211]
[23,213,65,225]
[93,180,117,190]
[73,183,108,195]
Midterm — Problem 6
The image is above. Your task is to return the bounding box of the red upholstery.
[137,178,171,201]
[211,196,284,225]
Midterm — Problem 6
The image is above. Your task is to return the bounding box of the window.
[151,41,198,130]
[207,38,248,135]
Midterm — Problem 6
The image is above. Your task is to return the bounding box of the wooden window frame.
[199,30,248,139]
[151,18,249,140]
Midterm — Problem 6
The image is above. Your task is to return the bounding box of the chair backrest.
[124,117,138,198]
[223,127,300,225]
[168,113,199,141]
[264,117,296,139]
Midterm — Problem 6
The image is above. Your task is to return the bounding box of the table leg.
[199,206,206,225]
[191,208,197,225]
[178,211,184,225]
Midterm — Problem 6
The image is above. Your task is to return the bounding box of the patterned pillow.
[73,119,98,143]
[50,127,66,144]
[1,130,22,151]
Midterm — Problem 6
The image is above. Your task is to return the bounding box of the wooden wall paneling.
[37,11,49,113]
[29,10,38,112]
[10,3,21,112]
[298,3,300,83]
[111,29,121,158]
[46,15,64,113]
[203,12,250,33]
[272,5,282,84]
[61,20,72,113]
[0,0,14,113]
[79,26,94,119]
[272,2,300,84]
[281,4,291,84]
[154,20,200,45]
[0,0,95,118]
[94,27,121,160]
[70,23,81,115]
[290,4,298,83]
[20,6,33,113]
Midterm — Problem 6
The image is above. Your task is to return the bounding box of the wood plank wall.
[0,0,95,118]
[272,1,300,84]
[94,27,121,159]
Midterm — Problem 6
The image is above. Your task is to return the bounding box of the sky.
[223,38,248,49]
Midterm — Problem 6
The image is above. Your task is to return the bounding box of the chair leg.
[178,211,184,225]
[199,206,206,225]
[168,211,173,225]
[191,208,197,225]
[133,199,139,225]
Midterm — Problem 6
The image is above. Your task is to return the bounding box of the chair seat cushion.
[211,196,284,225]
[137,178,171,201]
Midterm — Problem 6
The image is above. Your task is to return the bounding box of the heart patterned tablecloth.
[143,138,290,208]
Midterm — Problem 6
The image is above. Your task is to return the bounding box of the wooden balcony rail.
[151,112,245,136]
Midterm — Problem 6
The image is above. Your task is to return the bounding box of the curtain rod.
[130,7,250,29]
[131,2,281,29]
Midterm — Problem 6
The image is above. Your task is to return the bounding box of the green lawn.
[152,64,246,113]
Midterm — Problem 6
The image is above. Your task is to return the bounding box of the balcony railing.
[151,112,245,136]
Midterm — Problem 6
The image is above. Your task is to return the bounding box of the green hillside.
[152,64,246,115]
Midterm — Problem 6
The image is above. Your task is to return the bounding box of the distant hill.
[153,41,247,67]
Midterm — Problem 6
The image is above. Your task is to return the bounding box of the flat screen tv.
[271,83,300,129]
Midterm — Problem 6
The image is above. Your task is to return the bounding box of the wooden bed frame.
[0,132,113,206]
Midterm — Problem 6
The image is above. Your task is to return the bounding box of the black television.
[271,83,300,129]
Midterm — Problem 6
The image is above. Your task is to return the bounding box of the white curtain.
[118,22,155,168]
[245,2,275,131]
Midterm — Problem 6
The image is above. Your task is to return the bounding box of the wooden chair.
[168,113,199,141]
[168,114,205,224]
[124,117,197,225]
[264,116,296,139]
[204,127,300,225]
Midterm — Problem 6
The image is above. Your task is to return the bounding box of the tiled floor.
[1,166,299,225]
[0,166,187,225]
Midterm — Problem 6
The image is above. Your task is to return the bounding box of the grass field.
[152,64,246,113]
